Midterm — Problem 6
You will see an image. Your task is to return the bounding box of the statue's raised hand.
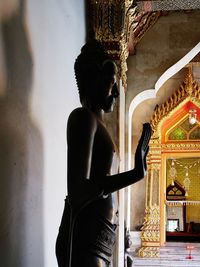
[134,123,152,179]
[102,123,152,195]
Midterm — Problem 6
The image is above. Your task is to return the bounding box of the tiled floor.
[130,242,200,267]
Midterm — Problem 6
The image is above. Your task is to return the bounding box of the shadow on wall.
[0,1,44,266]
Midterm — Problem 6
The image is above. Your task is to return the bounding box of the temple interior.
[0,1,200,266]
[126,9,200,258]
[90,3,200,263]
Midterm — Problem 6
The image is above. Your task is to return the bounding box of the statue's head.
[74,39,119,113]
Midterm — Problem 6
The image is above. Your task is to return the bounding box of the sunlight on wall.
[0,1,85,267]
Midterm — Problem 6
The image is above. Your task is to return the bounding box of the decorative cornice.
[87,1,200,89]
[166,200,200,206]
[87,1,161,88]
[150,67,200,133]
[161,143,200,152]
[88,0,136,88]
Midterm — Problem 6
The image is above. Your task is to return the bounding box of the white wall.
[0,0,85,266]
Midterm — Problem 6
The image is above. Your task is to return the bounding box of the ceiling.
[128,4,200,141]
[128,0,200,55]
[86,1,200,146]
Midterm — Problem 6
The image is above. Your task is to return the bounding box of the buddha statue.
[56,39,151,267]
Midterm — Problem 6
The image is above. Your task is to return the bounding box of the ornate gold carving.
[148,163,161,170]
[140,206,160,242]
[138,246,160,258]
[147,138,161,164]
[166,200,200,206]
[150,67,200,133]
[162,143,200,152]
[88,0,136,88]
[138,137,161,257]
[140,68,200,259]
[87,1,161,88]
[150,138,160,144]
[138,205,160,257]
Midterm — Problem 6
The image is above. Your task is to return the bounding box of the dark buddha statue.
[56,39,152,267]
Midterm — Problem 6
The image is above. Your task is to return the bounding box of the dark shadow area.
[0,1,44,266]
[166,235,200,243]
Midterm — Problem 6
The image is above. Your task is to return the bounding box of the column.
[138,137,161,258]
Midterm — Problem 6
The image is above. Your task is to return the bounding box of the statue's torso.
[89,118,119,224]
[65,109,120,265]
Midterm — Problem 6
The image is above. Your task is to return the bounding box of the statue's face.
[100,73,119,113]
[81,60,119,112]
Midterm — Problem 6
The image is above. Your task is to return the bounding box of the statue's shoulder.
[68,107,96,121]
[67,107,97,130]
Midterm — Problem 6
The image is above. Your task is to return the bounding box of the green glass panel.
[168,127,187,140]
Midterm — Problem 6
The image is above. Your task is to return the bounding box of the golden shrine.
[138,67,200,257]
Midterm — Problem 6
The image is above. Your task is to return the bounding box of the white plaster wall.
[0,0,85,266]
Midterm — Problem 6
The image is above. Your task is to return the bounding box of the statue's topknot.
[74,39,110,103]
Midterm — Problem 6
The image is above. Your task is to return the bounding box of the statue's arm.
[102,123,152,195]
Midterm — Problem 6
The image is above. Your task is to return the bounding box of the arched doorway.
[127,43,200,233]
[138,67,200,257]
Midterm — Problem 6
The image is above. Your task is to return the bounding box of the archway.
[138,67,200,257]
[127,43,200,230]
